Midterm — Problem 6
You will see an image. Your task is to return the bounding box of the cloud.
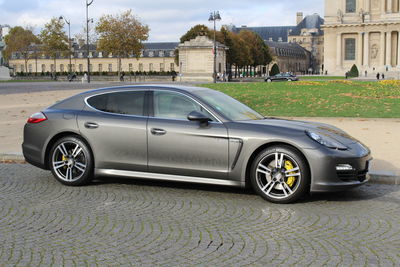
[0,0,324,41]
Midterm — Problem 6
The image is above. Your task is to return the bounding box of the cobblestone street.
[0,163,399,266]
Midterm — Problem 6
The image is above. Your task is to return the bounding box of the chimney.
[296,12,303,25]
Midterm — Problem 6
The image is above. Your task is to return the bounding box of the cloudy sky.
[0,0,324,42]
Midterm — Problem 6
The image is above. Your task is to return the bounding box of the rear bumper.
[22,142,47,169]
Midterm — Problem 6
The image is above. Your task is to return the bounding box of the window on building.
[60,64,64,72]
[159,51,164,57]
[98,64,103,72]
[89,64,92,72]
[148,51,154,57]
[139,63,143,72]
[71,64,75,72]
[28,64,32,73]
[345,38,356,60]
[41,64,46,73]
[170,63,175,71]
[20,65,24,72]
[169,51,174,57]
[346,0,356,13]
[149,63,153,72]
[108,64,112,72]
[79,64,83,72]
[129,63,133,72]
[51,64,55,72]
[160,63,164,72]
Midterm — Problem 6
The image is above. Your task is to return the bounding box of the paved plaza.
[0,163,399,266]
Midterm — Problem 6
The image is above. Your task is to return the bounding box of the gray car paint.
[22,85,371,192]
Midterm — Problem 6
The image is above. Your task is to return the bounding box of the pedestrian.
[376,73,380,80]
[365,70,367,77]
[382,73,385,80]
[120,72,125,82]
[345,72,348,79]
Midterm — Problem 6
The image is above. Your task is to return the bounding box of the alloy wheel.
[255,152,301,200]
[52,141,87,182]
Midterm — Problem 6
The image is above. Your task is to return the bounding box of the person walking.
[376,73,380,80]
[382,73,385,80]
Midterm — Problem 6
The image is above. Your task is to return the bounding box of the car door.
[147,90,229,179]
[77,90,148,171]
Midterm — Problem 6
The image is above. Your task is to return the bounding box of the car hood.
[239,118,360,146]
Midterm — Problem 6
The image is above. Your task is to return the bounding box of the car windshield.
[192,89,264,121]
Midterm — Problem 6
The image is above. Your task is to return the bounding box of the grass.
[299,76,345,80]
[202,80,400,118]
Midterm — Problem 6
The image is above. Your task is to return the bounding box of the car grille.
[337,169,368,182]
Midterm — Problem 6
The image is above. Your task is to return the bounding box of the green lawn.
[202,80,400,118]
[299,76,345,80]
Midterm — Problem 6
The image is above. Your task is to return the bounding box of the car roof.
[79,84,212,96]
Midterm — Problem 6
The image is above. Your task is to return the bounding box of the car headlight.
[306,130,347,150]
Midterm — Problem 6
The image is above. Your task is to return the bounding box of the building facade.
[9,42,179,75]
[288,13,325,73]
[323,0,400,76]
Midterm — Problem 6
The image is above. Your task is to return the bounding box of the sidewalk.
[0,88,399,184]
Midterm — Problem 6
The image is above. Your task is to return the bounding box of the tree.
[175,24,212,65]
[3,26,40,74]
[96,10,149,77]
[74,23,98,47]
[39,18,69,77]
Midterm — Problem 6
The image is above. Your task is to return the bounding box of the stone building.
[323,0,400,76]
[9,42,179,75]
[231,12,324,74]
[288,13,325,73]
[178,36,227,82]
[266,41,311,74]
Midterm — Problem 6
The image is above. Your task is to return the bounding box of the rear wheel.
[250,145,310,203]
[49,136,93,186]
[266,79,272,82]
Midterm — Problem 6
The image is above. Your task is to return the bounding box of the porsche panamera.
[23,85,372,203]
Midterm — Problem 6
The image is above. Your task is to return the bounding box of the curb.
[0,153,399,185]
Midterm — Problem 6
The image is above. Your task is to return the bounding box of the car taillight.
[27,112,47,124]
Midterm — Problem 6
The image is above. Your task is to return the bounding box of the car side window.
[153,91,213,121]
[87,91,145,116]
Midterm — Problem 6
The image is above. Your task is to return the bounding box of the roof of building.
[144,42,179,50]
[265,40,310,58]
[232,26,296,42]
[289,14,324,36]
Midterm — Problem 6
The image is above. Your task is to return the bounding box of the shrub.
[348,64,359,78]
[270,64,280,76]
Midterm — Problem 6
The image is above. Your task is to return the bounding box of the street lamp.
[59,16,72,76]
[86,0,94,83]
[208,11,221,83]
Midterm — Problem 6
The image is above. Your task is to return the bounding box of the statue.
[371,44,379,59]
[337,9,344,23]
[359,9,368,23]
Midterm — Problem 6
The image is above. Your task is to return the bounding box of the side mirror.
[187,111,211,124]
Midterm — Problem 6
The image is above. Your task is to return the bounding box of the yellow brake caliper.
[284,160,296,187]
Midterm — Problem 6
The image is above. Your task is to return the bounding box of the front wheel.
[250,146,310,203]
[266,79,272,82]
[49,136,94,186]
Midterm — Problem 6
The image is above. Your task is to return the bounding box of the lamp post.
[208,11,221,83]
[86,0,94,83]
[59,16,72,75]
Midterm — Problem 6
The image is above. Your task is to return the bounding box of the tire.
[266,79,272,82]
[49,136,94,186]
[250,145,310,204]
[287,79,292,82]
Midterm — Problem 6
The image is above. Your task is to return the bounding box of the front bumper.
[305,143,372,193]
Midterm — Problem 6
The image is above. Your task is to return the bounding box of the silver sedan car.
[23,85,371,203]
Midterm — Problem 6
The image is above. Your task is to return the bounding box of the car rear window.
[87,91,145,116]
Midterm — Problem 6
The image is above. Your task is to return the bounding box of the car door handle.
[84,122,99,129]
[151,128,166,136]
